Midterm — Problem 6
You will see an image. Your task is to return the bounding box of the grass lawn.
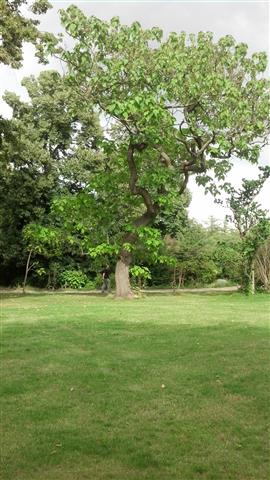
[1,293,269,480]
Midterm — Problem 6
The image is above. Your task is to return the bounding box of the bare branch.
[179,171,189,194]
[153,145,172,167]
[197,133,215,156]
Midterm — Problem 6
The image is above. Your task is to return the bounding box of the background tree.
[22,222,63,292]
[153,192,191,238]
[222,167,270,293]
[38,7,270,297]
[0,0,51,68]
[212,234,242,284]
[165,221,220,287]
[254,237,270,292]
[0,70,102,284]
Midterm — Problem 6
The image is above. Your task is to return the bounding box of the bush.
[58,270,88,289]
[83,280,96,290]
[94,275,103,289]
[130,265,151,288]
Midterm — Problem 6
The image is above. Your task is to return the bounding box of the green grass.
[1,293,269,480]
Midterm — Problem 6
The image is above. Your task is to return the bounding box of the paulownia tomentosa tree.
[39,6,270,297]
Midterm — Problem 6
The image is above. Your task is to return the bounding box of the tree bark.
[254,242,270,291]
[115,251,133,298]
[178,271,184,288]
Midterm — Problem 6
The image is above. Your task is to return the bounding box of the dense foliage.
[220,168,270,293]
[0,5,269,294]
[0,70,102,283]
[38,7,269,296]
[0,0,51,68]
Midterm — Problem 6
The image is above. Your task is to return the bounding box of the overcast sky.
[0,0,269,224]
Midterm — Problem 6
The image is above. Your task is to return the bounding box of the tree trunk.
[250,262,255,295]
[115,252,134,298]
[254,247,270,292]
[171,267,176,291]
[242,259,255,295]
[47,271,51,289]
[116,141,164,298]
[23,249,32,294]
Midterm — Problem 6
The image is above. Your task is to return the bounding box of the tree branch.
[196,134,215,156]
[153,144,173,167]
[127,142,158,215]
[179,170,189,194]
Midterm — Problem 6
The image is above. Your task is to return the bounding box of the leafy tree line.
[0,3,269,295]
[8,208,270,292]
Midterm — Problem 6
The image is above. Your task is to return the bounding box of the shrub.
[83,280,96,290]
[130,266,151,288]
[58,270,88,289]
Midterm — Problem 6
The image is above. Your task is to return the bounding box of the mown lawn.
[1,293,269,480]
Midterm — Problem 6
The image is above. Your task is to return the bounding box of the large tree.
[39,7,270,297]
[0,70,101,283]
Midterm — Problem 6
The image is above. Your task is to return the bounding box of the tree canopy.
[220,167,270,293]
[1,5,269,295]
[0,70,102,279]
[37,7,270,296]
[0,0,51,67]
